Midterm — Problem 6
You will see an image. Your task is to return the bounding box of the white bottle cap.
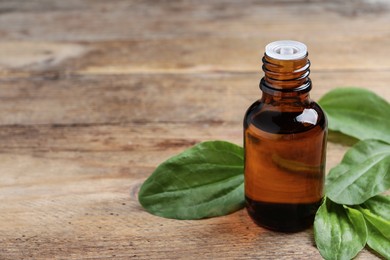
[265,40,307,60]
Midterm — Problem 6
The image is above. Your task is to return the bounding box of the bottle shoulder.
[244,100,327,134]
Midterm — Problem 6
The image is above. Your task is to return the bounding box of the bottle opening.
[265,40,307,60]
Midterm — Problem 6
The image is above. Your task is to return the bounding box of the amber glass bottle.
[244,40,327,232]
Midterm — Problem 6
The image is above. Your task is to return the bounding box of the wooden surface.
[0,0,389,259]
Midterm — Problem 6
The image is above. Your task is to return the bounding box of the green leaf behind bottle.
[318,87,390,143]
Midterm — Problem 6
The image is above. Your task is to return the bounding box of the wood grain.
[0,0,389,259]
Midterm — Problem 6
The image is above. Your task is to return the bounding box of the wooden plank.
[72,36,390,74]
[0,122,351,171]
[1,31,390,73]
[0,0,389,42]
[0,72,389,126]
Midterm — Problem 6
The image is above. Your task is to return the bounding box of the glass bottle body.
[244,51,327,232]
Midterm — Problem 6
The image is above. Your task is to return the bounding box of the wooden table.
[1,1,389,259]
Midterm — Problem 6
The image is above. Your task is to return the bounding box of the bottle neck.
[260,53,312,104]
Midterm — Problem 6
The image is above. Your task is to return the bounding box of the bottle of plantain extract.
[244,40,327,232]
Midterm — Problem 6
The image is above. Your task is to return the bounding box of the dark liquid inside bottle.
[244,106,326,232]
[245,197,323,232]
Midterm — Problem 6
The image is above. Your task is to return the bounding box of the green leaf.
[318,87,390,143]
[314,198,367,260]
[362,195,390,219]
[138,140,245,220]
[325,139,390,205]
[357,195,390,259]
[365,218,390,259]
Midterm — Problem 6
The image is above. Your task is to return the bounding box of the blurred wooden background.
[0,0,389,259]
